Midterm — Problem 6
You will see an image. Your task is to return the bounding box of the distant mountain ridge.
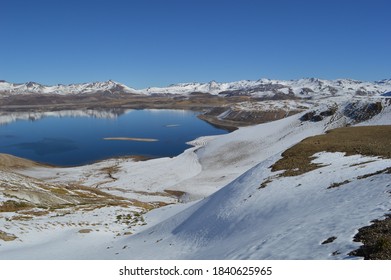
[0,80,138,96]
[1,78,391,98]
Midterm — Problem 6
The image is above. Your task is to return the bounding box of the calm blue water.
[0,109,228,166]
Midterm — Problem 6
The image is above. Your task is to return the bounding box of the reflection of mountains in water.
[0,109,130,125]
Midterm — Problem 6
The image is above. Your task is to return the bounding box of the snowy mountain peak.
[376,79,391,85]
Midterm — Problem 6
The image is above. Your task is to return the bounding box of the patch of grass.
[116,211,146,226]
[0,200,33,212]
[132,190,171,197]
[164,189,186,198]
[78,229,93,234]
[271,126,391,177]
[349,215,391,259]
[9,215,33,221]
[50,187,70,195]
[0,230,17,241]
[19,210,50,216]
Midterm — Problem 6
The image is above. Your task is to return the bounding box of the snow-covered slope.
[1,78,390,98]
[112,152,391,259]
[105,104,390,260]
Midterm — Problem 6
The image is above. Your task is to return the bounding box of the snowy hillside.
[109,104,391,260]
[1,78,390,98]
[1,97,390,259]
[113,152,391,259]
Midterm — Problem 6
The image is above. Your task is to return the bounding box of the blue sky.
[1,0,390,88]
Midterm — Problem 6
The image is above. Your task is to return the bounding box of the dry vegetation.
[271,125,391,176]
[0,200,33,212]
[164,189,186,199]
[0,230,17,241]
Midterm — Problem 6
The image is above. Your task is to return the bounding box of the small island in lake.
[103,137,159,142]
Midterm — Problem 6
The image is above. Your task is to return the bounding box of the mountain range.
[1,78,391,98]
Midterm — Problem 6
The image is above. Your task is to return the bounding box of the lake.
[0,109,228,166]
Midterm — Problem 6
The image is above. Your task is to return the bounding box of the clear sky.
[1,0,390,88]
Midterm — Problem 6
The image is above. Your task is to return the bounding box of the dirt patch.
[271,125,391,177]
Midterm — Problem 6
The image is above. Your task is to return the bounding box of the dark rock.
[322,236,337,244]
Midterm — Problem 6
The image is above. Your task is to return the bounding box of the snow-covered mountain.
[0,80,139,96]
[143,78,391,97]
[1,78,390,98]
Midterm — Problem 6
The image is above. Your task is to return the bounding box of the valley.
[0,78,390,259]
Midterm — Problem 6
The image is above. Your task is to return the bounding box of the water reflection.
[0,108,130,126]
